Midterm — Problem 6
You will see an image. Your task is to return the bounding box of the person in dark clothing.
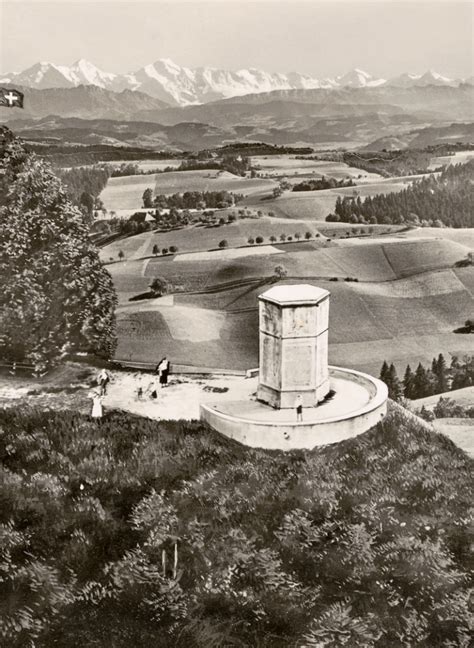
[157,357,170,387]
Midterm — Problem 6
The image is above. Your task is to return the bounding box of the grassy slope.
[110,237,474,372]
[0,406,472,647]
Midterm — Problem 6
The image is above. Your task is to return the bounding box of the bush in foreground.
[0,407,472,647]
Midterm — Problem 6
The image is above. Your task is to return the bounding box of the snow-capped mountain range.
[1,59,470,106]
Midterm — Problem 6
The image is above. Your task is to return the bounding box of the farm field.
[403,227,474,249]
[381,239,468,277]
[107,233,474,375]
[100,174,159,210]
[100,170,277,211]
[432,419,474,458]
[428,149,474,170]
[114,274,474,374]
[153,169,276,195]
[103,159,183,171]
[413,386,474,410]
[99,216,322,262]
[250,155,382,181]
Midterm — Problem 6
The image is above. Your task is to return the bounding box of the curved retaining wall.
[200,366,388,450]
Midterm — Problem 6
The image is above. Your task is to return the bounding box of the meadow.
[100,216,322,262]
[245,177,415,220]
[428,149,474,170]
[100,169,277,211]
[100,173,159,210]
[250,154,382,181]
[104,158,183,171]
[107,233,474,375]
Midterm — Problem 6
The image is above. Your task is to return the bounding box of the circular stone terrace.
[200,366,388,450]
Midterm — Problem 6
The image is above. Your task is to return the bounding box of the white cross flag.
[0,88,24,108]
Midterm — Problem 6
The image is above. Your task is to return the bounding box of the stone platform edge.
[200,366,388,450]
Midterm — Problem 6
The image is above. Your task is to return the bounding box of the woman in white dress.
[89,390,103,421]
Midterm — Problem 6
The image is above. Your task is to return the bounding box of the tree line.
[144,189,243,210]
[57,165,111,218]
[380,353,473,401]
[292,176,355,192]
[327,160,474,228]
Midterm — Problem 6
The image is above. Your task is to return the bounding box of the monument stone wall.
[257,284,330,408]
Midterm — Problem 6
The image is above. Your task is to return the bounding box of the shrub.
[169,246,178,254]
[255,236,264,244]
[149,277,170,297]
[247,237,255,245]
[274,265,288,279]
[162,248,169,255]
[218,240,228,249]
[0,407,471,646]
[305,231,312,240]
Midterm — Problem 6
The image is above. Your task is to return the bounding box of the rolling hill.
[105,233,474,376]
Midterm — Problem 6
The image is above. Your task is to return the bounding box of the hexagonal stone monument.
[257,284,330,409]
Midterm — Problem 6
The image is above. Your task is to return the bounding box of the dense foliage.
[220,142,313,156]
[150,190,243,210]
[417,396,474,421]
[0,127,117,371]
[328,161,474,228]
[380,354,474,401]
[57,165,111,217]
[292,177,355,192]
[0,406,472,647]
[28,143,179,168]
[172,154,252,177]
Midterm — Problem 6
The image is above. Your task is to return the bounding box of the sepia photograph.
[0,0,473,645]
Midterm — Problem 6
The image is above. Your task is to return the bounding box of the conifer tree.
[379,360,389,383]
[0,127,117,371]
[387,363,402,401]
[434,353,448,393]
[413,362,432,399]
[403,364,415,399]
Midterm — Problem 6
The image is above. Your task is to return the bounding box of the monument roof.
[259,284,330,305]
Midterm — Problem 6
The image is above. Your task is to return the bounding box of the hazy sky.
[1,1,473,78]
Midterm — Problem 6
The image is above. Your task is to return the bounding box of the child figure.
[295,394,303,422]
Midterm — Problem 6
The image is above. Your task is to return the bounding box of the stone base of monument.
[200,366,388,451]
[257,378,331,409]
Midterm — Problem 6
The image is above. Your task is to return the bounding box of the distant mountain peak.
[337,68,386,88]
[2,59,464,105]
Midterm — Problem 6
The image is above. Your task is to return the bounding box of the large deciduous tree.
[0,127,117,370]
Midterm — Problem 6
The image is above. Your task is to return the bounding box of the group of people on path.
[89,357,171,420]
